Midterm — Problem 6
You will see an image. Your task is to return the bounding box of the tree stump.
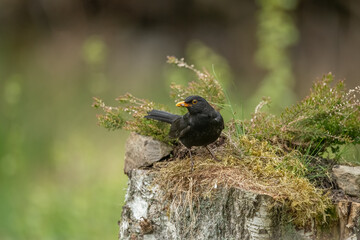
[118,134,360,240]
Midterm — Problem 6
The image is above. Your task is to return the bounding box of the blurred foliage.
[82,36,107,66]
[186,41,233,88]
[251,0,299,112]
[167,56,226,111]
[340,144,360,165]
[82,36,109,96]
[3,75,22,105]
[163,41,242,123]
[164,41,233,91]
[0,35,127,240]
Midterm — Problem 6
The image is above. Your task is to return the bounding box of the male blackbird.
[145,95,224,170]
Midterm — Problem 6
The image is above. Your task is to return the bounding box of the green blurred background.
[1,0,360,239]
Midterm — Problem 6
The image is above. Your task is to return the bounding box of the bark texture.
[119,169,313,240]
[119,134,360,240]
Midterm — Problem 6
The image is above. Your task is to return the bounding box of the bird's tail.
[144,110,180,124]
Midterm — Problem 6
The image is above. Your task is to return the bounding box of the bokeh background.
[1,0,360,239]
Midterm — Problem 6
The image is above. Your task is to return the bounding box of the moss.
[152,132,332,227]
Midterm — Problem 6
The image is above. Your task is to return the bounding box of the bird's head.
[176,95,213,114]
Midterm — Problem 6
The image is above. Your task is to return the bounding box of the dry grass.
[152,127,332,227]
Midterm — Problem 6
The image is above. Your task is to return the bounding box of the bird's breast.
[179,113,223,147]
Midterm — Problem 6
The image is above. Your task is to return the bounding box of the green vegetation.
[4,2,359,239]
[244,74,360,185]
[167,56,226,111]
[153,134,331,227]
[246,73,360,154]
[94,57,360,227]
[93,56,227,143]
[0,35,129,240]
[93,93,173,144]
[252,0,299,112]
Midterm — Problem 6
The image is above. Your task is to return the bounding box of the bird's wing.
[168,114,191,138]
[179,125,191,138]
[214,112,224,130]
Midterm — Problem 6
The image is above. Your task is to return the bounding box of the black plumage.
[145,96,224,169]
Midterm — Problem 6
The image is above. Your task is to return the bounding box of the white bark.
[119,169,311,240]
[119,134,360,240]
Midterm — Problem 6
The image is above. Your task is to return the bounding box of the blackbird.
[145,95,224,170]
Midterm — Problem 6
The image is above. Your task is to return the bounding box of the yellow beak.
[176,101,191,107]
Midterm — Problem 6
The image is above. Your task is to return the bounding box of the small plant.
[92,93,172,143]
[245,73,360,156]
[242,73,360,186]
[167,56,226,111]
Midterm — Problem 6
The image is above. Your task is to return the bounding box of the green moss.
[152,133,332,227]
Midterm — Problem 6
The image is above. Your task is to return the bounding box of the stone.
[124,132,173,175]
[333,165,360,197]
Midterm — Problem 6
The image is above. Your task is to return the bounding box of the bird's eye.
[192,99,198,104]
